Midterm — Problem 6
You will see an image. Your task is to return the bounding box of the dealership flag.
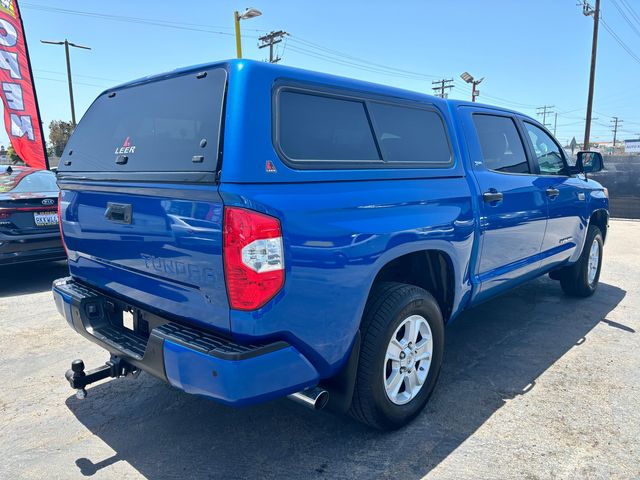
[0,0,47,169]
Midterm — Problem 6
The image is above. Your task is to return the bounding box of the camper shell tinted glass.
[274,86,452,169]
[59,68,226,173]
[368,102,451,166]
[278,91,381,163]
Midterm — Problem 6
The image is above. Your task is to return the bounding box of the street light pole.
[233,8,262,59]
[460,72,484,103]
[41,39,91,126]
[234,11,242,59]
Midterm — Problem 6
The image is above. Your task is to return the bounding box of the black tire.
[349,282,444,430]
[548,269,564,281]
[560,225,603,297]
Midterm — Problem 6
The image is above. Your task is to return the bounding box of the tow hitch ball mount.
[65,356,140,399]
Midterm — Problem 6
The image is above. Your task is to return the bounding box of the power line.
[289,36,441,79]
[285,44,436,81]
[610,0,640,38]
[34,76,105,88]
[599,17,640,65]
[35,68,118,83]
[22,3,261,37]
[618,0,640,26]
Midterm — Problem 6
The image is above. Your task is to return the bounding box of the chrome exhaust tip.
[287,387,329,410]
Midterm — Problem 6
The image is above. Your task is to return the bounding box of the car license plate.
[34,211,58,227]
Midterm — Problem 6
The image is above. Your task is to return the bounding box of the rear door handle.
[482,190,504,203]
[105,202,132,224]
[546,187,560,199]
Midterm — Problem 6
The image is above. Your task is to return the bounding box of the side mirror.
[576,151,604,174]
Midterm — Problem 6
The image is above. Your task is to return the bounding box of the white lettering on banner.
[0,18,17,47]
[2,81,22,109]
[0,49,19,79]
[10,113,34,140]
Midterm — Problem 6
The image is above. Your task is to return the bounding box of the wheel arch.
[366,248,458,323]
[589,208,609,242]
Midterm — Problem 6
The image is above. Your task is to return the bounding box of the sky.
[4,0,640,150]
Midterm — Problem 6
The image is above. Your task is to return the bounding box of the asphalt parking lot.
[1,219,638,480]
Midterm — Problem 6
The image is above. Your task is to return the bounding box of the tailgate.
[56,65,229,332]
[60,183,229,332]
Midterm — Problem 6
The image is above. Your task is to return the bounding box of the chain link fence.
[590,155,640,219]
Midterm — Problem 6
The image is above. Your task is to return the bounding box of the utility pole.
[258,30,289,63]
[582,0,600,150]
[536,105,555,129]
[431,78,453,98]
[40,39,91,126]
[554,112,558,136]
[611,117,623,146]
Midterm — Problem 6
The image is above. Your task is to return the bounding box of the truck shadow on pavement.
[0,260,68,298]
[65,277,627,480]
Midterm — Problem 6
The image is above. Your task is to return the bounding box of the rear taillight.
[58,191,68,256]
[223,206,284,310]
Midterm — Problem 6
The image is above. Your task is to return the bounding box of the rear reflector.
[223,206,284,310]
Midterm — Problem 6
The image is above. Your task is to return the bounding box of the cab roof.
[106,59,535,122]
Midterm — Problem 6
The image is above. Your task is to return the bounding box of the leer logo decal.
[115,136,136,155]
[265,160,277,173]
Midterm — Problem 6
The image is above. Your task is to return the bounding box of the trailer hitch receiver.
[65,357,139,399]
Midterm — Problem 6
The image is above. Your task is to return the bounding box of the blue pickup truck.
[53,60,608,430]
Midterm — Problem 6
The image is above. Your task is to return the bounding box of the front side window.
[278,91,380,162]
[524,122,567,175]
[473,114,530,174]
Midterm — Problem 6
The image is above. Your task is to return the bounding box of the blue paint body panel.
[163,340,319,406]
[54,59,609,407]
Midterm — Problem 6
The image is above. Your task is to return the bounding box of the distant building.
[624,139,640,154]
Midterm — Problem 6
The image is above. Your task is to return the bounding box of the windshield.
[59,68,226,173]
[0,170,58,193]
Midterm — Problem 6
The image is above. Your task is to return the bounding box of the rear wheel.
[349,282,444,430]
[560,225,603,297]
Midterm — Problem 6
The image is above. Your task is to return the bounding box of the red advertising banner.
[0,0,47,169]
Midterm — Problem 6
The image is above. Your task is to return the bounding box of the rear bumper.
[52,277,319,406]
[0,231,65,265]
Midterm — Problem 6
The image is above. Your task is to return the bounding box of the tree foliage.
[48,120,74,157]
[6,145,23,165]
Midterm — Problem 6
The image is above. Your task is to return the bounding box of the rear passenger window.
[368,103,451,165]
[278,91,380,162]
[473,114,530,174]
